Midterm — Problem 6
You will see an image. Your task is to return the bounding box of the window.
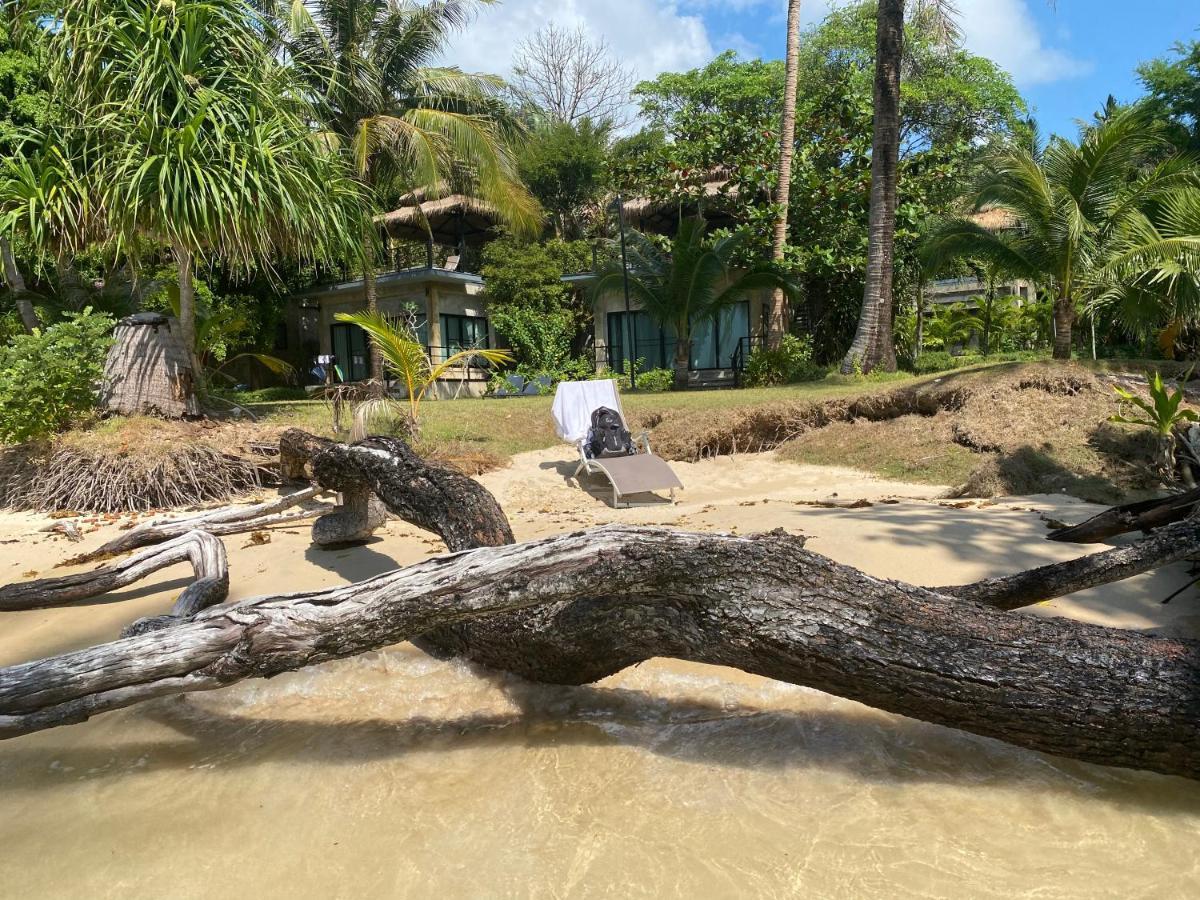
[606,311,675,371]
[440,314,489,356]
[330,322,371,381]
[691,302,749,370]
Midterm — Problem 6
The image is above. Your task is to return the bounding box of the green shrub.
[592,359,674,393]
[0,309,114,443]
[743,335,823,386]
[220,386,310,403]
[909,349,1047,375]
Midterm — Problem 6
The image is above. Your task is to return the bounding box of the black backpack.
[586,406,634,458]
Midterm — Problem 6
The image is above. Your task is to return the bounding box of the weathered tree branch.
[67,485,326,563]
[943,518,1200,609]
[0,525,1197,778]
[0,530,228,617]
[4,432,1200,780]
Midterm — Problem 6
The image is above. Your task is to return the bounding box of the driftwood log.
[0,530,227,626]
[1,433,1199,780]
[69,485,328,564]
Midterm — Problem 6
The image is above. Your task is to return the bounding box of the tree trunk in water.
[840,0,903,375]
[1053,293,1074,360]
[363,230,384,382]
[173,241,197,362]
[1,236,38,333]
[3,434,1200,779]
[766,0,803,350]
[672,337,690,391]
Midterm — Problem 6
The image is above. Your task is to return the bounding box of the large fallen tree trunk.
[2,433,1199,780]
[1,524,1198,777]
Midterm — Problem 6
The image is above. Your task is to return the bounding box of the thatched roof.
[619,176,743,236]
[379,194,503,247]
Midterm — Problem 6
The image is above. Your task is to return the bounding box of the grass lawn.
[247,369,934,460]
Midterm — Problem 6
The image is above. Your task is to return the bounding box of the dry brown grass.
[649,362,1162,503]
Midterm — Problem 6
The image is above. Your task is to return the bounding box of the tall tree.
[2,0,363,362]
[0,6,52,332]
[921,108,1199,358]
[269,0,541,381]
[840,0,905,373]
[1138,38,1200,152]
[766,0,802,350]
[512,24,635,129]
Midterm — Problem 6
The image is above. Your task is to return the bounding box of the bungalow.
[287,187,773,390]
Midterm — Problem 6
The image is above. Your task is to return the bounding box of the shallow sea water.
[2,645,1198,898]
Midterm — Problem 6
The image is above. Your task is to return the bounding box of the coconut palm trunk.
[840,0,903,374]
[766,0,802,350]
[1053,291,1074,359]
[0,236,38,332]
[672,335,690,391]
[172,240,197,360]
[363,226,384,382]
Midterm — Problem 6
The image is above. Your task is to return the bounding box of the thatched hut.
[99,312,201,418]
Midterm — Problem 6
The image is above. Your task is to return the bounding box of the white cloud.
[442,0,713,84]
[954,0,1093,87]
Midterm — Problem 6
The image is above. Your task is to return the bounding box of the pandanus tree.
[591,217,798,390]
[263,0,541,380]
[921,107,1200,359]
[0,0,365,363]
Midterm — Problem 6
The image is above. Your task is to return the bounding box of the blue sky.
[447,0,1199,139]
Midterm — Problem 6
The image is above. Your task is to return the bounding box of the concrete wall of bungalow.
[290,267,497,398]
[926,276,1039,308]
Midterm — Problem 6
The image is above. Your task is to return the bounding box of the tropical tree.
[265,0,541,380]
[590,216,798,390]
[0,0,363,365]
[841,0,959,374]
[766,0,802,350]
[335,309,511,436]
[921,107,1200,359]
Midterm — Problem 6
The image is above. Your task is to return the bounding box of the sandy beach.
[2,450,1199,898]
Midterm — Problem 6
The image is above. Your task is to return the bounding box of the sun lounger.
[551,379,683,507]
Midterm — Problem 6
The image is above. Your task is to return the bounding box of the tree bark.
[1053,291,1074,360]
[672,337,690,391]
[173,240,198,362]
[914,279,925,361]
[363,229,384,382]
[1,523,1198,778]
[840,0,903,375]
[5,433,1200,779]
[766,0,802,350]
[0,530,227,618]
[1,236,38,333]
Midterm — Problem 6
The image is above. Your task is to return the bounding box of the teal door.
[330,322,371,381]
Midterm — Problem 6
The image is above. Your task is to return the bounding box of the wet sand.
[2,450,1199,898]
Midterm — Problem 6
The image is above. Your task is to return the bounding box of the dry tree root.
[2,432,1199,780]
[65,485,328,565]
[0,530,228,633]
[0,442,275,513]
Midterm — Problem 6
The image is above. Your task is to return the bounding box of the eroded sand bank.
[2,450,1199,898]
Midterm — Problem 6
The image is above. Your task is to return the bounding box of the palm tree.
[335,309,511,436]
[840,0,904,374]
[266,0,541,380]
[766,0,802,350]
[3,0,363,363]
[841,0,959,374]
[591,217,798,390]
[921,107,1198,359]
